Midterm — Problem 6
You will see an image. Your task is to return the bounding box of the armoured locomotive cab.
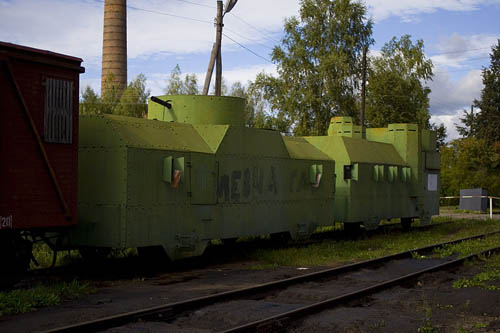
[73,95,336,260]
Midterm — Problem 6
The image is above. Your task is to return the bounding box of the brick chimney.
[101,0,127,96]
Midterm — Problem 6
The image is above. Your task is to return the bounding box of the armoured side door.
[190,153,217,204]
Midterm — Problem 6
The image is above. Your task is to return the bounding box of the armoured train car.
[71,96,336,260]
[306,117,440,231]
[0,42,84,273]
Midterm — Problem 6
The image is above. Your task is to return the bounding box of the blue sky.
[1,0,499,140]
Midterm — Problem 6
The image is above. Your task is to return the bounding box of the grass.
[452,254,500,291]
[440,205,500,215]
[432,234,500,259]
[0,280,96,316]
[246,217,500,269]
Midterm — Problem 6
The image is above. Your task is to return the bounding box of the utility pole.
[360,46,367,137]
[470,104,474,136]
[202,0,237,96]
[214,0,223,96]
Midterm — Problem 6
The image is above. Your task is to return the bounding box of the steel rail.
[41,231,500,333]
[222,245,500,333]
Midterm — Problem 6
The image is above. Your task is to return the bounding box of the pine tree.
[474,40,500,143]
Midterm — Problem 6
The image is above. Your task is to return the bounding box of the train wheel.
[137,246,170,268]
[0,232,32,288]
[344,222,361,235]
[270,232,291,246]
[401,218,413,231]
[221,238,238,247]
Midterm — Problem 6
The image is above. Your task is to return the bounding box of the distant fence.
[440,195,500,219]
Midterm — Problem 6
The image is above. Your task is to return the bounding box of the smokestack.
[101,0,127,96]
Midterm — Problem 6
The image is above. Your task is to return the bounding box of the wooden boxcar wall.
[0,42,84,230]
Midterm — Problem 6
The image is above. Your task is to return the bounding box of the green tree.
[456,107,478,138]
[440,138,500,198]
[101,72,123,114]
[473,40,500,144]
[229,80,290,132]
[80,85,102,115]
[79,73,150,118]
[255,0,374,136]
[165,65,199,95]
[211,76,228,96]
[366,35,433,128]
[114,74,151,118]
[430,122,447,148]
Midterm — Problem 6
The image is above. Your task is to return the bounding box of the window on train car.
[352,163,359,181]
[310,164,323,184]
[388,166,398,182]
[44,78,73,144]
[344,165,352,180]
[163,156,173,183]
[378,165,385,181]
[401,167,412,183]
[373,165,379,182]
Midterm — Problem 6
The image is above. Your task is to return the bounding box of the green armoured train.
[71,96,440,260]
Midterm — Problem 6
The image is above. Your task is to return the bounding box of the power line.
[93,0,213,24]
[169,0,282,46]
[174,0,215,9]
[428,46,492,56]
[224,28,275,50]
[223,33,273,63]
[434,67,483,74]
[92,0,276,61]
[227,12,281,44]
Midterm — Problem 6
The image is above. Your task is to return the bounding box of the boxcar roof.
[0,41,85,72]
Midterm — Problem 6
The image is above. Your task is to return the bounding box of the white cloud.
[428,66,484,141]
[431,33,498,68]
[80,77,101,94]
[365,0,500,22]
[0,0,103,65]
[220,63,277,85]
[429,68,483,115]
[431,113,462,141]
[0,0,294,64]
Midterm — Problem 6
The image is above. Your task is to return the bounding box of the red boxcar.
[0,42,84,274]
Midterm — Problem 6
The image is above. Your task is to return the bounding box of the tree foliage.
[164,65,199,95]
[456,107,478,138]
[228,81,289,131]
[80,73,150,118]
[473,39,500,144]
[255,0,374,136]
[430,122,447,148]
[366,35,433,128]
[114,73,150,118]
[440,138,500,198]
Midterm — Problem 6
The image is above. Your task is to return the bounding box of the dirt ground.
[290,264,500,333]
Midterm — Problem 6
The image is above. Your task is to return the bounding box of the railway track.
[42,230,500,333]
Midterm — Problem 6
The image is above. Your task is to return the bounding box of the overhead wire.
[428,46,493,56]
[224,28,275,50]
[92,0,274,62]
[222,33,273,63]
[93,0,213,24]
[173,0,215,9]
[227,12,281,44]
